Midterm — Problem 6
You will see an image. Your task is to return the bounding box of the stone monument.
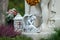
[22,0,56,40]
[24,0,56,32]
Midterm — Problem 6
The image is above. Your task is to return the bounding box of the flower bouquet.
[6,8,18,25]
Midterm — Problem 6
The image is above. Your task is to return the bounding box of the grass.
[0,35,33,40]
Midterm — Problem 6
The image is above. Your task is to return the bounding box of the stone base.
[22,31,56,40]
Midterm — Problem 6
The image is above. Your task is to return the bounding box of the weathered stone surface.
[0,0,8,25]
[0,0,3,24]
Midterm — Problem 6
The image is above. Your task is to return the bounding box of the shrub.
[0,24,21,37]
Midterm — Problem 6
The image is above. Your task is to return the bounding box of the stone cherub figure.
[24,0,55,32]
[23,14,40,33]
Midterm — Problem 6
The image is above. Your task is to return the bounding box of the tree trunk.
[0,0,8,25]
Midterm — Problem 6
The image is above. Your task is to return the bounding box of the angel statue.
[24,0,55,32]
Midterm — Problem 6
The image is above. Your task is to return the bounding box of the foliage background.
[8,0,25,16]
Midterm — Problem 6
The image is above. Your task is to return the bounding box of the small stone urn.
[13,13,23,32]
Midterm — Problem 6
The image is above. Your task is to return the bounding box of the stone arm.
[25,0,30,15]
